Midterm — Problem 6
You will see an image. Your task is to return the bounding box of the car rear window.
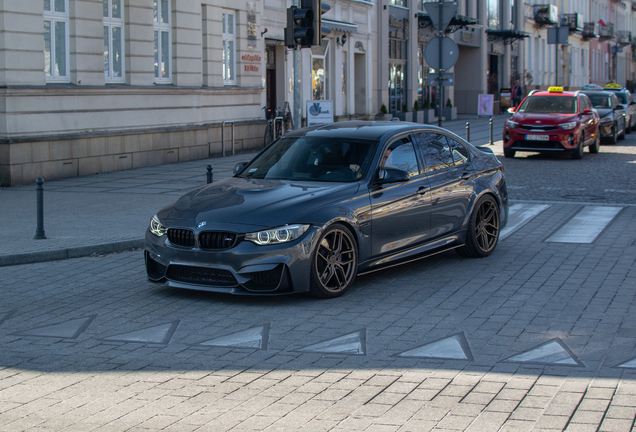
[518,96,578,114]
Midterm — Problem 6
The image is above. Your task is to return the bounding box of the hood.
[595,108,614,118]
[157,177,360,230]
[513,112,579,124]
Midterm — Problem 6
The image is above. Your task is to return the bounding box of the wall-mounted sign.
[244,65,259,71]
[242,54,262,61]
[307,100,334,125]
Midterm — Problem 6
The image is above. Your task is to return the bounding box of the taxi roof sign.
[604,83,622,89]
[548,86,563,93]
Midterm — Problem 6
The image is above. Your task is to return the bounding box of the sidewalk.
[0,114,509,267]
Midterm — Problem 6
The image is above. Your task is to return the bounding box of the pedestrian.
[512,80,523,107]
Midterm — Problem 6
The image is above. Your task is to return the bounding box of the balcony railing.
[533,4,558,26]
[598,23,614,40]
[617,30,632,45]
[582,22,597,39]
[562,13,583,32]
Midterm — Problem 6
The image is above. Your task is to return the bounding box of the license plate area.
[526,134,550,141]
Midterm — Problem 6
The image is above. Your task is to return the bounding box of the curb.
[0,239,145,267]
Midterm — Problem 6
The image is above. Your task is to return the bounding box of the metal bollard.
[466,122,470,142]
[206,165,213,184]
[34,178,46,240]
[489,117,494,146]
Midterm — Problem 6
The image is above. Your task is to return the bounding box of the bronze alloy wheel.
[457,195,500,258]
[309,224,358,298]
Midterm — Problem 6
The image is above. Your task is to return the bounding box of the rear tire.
[309,224,358,298]
[457,195,500,258]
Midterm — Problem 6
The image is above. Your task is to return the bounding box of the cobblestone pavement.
[1,114,636,431]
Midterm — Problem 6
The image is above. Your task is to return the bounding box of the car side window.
[413,132,454,172]
[445,136,469,165]
[380,140,419,177]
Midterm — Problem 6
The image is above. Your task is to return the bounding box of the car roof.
[285,121,461,141]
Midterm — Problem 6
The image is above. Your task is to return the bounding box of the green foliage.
[413,100,420,111]
[402,103,408,113]
[423,99,430,109]
[380,104,388,114]
[446,98,453,108]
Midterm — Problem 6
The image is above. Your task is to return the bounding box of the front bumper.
[503,127,579,152]
[144,226,320,295]
[598,121,616,138]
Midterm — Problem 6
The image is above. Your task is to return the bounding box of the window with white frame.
[103,0,124,81]
[222,11,236,84]
[154,0,171,83]
[43,0,69,82]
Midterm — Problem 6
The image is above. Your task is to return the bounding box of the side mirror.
[233,162,248,175]
[582,108,593,115]
[507,107,516,114]
[630,101,636,105]
[375,167,410,185]
[615,104,625,111]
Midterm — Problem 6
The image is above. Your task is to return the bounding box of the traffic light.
[284,4,314,48]
[303,0,331,47]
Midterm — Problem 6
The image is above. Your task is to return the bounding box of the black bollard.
[489,117,494,146]
[34,178,46,240]
[206,165,213,184]
[466,122,470,142]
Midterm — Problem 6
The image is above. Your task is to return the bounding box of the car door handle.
[461,172,471,180]
[417,186,429,195]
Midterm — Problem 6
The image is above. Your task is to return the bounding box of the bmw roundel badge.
[197,221,207,229]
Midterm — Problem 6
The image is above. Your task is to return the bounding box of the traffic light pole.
[437,0,443,128]
[294,46,301,130]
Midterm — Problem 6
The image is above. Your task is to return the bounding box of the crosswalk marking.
[101,321,179,344]
[295,329,366,356]
[500,203,551,240]
[546,206,622,243]
[197,324,270,350]
[394,332,473,361]
[503,338,584,367]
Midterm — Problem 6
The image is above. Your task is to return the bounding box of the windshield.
[586,93,612,109]
[518,96,578,114]
[239,136,379,182]
[614,92,628,104]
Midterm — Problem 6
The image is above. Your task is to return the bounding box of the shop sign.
[244,65,259,71]
[242,54,262,61]
[307,100,334,125]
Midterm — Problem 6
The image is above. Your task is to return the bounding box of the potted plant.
[375,103,392,121]
[413,101,420,122]
[421,99,436,123]
[402,103,413,122]
[442,98,457,120]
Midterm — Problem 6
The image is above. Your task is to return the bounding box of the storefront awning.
[485,29,530,45]
[322,19,358,34]
[417,12,477,33]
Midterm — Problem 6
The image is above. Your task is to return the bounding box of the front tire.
[589,134,600,154]
[572,134,584,159]
[503,148,515,158]
[619,121,626,140]
[309,224,358,298]
[457,195,500,258]
[608,124,618,144]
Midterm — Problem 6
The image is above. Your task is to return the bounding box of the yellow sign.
[604,83,622,89]
[548,86,563,93]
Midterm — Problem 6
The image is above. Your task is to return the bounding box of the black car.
[581,90,626,144]
[145,122,509,298]
[602,85,636,132]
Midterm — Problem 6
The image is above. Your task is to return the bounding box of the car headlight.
[558,121,577,130]
[505,119,519,129]
[149,215,167,237]
[245,224,310,245]
[600,117,613,124]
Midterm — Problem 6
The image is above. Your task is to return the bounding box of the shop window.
[312,40,330,100]
[44,0,69,82]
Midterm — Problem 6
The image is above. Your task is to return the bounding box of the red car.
[503,87,600,159]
